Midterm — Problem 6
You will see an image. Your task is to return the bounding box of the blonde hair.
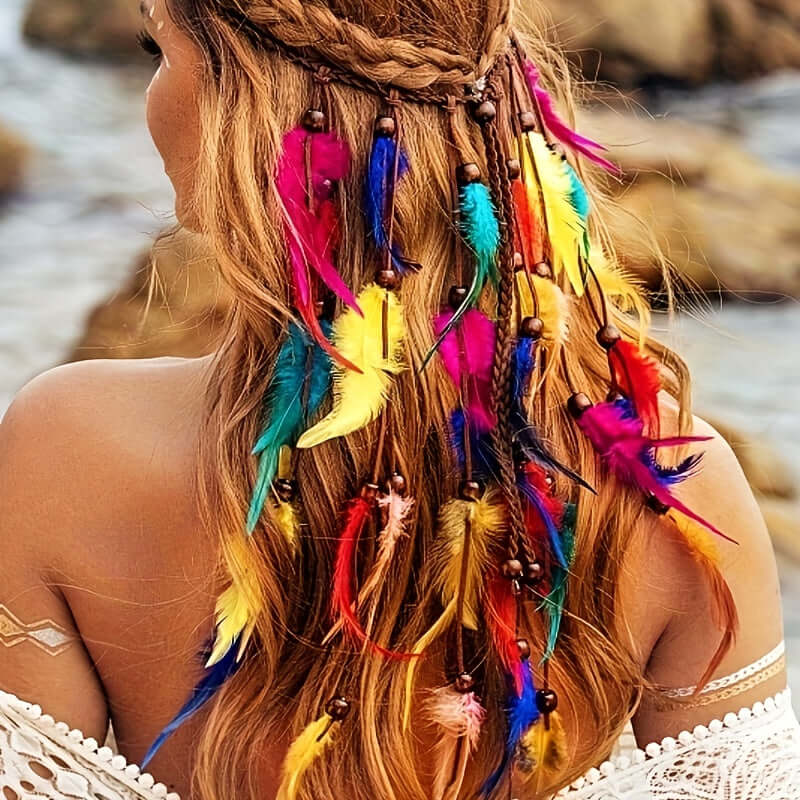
[160,0,715,798]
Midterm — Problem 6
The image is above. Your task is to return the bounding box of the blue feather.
[141,636,241,768]
[246,321,332,534]
[517,472,567,569]
[421,181,500,369]
[540,503,577,660]
[449,408,499,482]
[480,661,540,796]
[509,339,594,492]
[366,134,413,274]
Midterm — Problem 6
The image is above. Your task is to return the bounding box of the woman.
[0,0,798,798]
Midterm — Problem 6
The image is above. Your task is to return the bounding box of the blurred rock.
[0,122,29,196]
[758,497,800,563]
[23,0,143,60]
[69,229,231,361]
[538,0,800,86]
[583,109,800,298]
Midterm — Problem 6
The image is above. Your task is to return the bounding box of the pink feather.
[276,127,361,314]
[433,309,496,433]
[522,59,621,175]
[577,402,737,543]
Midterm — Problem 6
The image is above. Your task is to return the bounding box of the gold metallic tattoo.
[0,605,77,656]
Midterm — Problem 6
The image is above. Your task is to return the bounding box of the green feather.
[539,503,577,661]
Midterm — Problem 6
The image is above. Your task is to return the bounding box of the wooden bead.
[457,162,481,185]
[567,392,593,419]
[518,111,537,131]
[525,561,544,584]
[454,673,475,693]
[376,268,399,290]
[325,696,351,721]
[360,483,380,503]
[513,252,525,269]
[596,324,622,350]
[606,390,626,404]
[520,316,544,340]
[534,260,553,278]
[502,558,524,580]
[507,158,522,180]
[374,115,396,138]
[274,478,296,504]
[536,688,559,714]
[473,100,497,124]
[516,638,531,660]
[302,108,326,132]
[389,472,407,495]
[647,495,671,516]
[448,285,469,309]
[459,480,484,502]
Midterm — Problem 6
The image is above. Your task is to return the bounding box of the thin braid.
[481,96,527,561]
[229,0,511,96]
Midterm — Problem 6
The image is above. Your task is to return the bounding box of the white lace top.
[1,645,799,800]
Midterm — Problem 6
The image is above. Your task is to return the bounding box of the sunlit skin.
[140,0,203,229]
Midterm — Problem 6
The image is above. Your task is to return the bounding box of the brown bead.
[516,638,531,660]
[520,316,544,340]
[389,472,407,496]
[502,558,524,580]
[518,111,537,132]
[457,162,481,185]
[606,390,626,404]
[274,478,296,504]
[647,495,670,516]
[448,285,469,310]
[513,251,525,269]
[325,696,351,721]
[524,560,544,584]
[459,480,484,502]
[536,688,559,714]
[507,158,522,180]
[302,108,326,132]
[454,672,475,693]
[534,260,553,279]
[596,324,622,350]
[567,392,593,419]
[473,100,497,124]
[376,268,400,290]
[360,483,380,503]
[374,115,396,138]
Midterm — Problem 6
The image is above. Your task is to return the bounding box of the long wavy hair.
[157,0,720,798]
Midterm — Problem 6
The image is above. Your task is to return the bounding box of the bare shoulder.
[0,355,215,570]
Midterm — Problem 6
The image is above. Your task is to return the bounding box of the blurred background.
[0,0,798,701]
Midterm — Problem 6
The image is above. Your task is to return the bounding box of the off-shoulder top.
[1,642,799,800]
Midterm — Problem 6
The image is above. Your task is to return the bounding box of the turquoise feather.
[564,162,591,257]
[421,181,500,369]
[540,502,577,661]
[246,320,332,535]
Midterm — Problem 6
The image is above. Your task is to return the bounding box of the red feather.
[512,179,545,266]
[332,494,418,661]
[486,572,525,696]
[609,340,661,436]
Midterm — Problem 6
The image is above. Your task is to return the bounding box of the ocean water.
[0,0,798,705]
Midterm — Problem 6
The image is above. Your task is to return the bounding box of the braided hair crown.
[220,0,514,100]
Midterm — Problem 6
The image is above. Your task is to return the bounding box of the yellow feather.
[667,509,720,565]
[403,488,507,731]
[206,537,264,667]
[297,283,405,449]
[589,247,651,349]
[515,271,569,346]
[273,497,300,554]
[276,713,337,800]
[519,711,567,779]
[524,131,587,297]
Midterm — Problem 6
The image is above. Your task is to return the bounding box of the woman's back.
[0,354,788,798]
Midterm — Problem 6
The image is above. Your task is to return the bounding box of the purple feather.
[577,399,736,542]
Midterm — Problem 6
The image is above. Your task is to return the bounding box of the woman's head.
[137,2,733,799]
